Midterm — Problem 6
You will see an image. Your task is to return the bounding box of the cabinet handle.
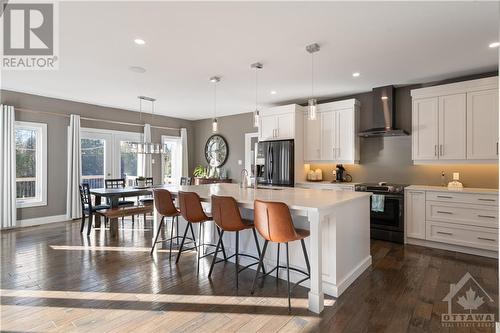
[440,144,443,156]
[477,237,496,242]
[478,215,496,219]
[437,210,453,215]
[434,145,437,156]
[478,198,495,202]
[437,231,453,236]
[338,147,341,157]
[437,195,453,199]
[497,142,498,155]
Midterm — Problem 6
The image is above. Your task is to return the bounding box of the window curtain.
[0,105,17,229]
[139,123,152,177]
[66,114,82,219]
[180,128,188,177]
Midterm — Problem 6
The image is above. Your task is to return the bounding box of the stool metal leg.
[197,223,203,274]
[235,231,239,289]
[286,242,291,312]
[217,227,228,260]
[150,216,164,255]
[276,243,280,279]
[175,222,190,264]
[251,240,269,295]
[168,216,175,259]
[252,228,266,274]
[208,230,224,277]
[189,223,197,249]
[176,216,179,245]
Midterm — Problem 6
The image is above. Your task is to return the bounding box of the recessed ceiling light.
[352,72,360,77]
[129,66,146,73]
[489,42,499,48]
[270,90,277,95]
[134,38,146,45]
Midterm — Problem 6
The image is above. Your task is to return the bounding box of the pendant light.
[210,76,220,133]
[251,62,263,127]
[306,43,320,120]
[128,96,166,154]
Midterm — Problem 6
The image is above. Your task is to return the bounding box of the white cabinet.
[467,89,499,160]
[405,190,426,240]
[411,76,498,164]
[259,105,299,141]
[304,99,360,164]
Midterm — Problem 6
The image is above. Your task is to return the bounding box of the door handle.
[478,215,496,219]
[437,210,453,215]
[477,237,496,242]
[437,231,453,236]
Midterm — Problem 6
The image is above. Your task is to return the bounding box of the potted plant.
[136,176,146,188]
[193,165,208,178]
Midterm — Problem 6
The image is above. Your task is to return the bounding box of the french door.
[81,128,141,188]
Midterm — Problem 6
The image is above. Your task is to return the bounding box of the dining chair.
[135,177,154,223]
[105,178,135,223]
[79,183,110,235]
[250,200,311,312]
[209,195,265,289]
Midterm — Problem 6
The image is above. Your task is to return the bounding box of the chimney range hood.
[358,85,409,137]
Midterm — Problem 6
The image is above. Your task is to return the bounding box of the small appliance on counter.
[307,168,323,181]
[447,172,463,190]
[355,182,408,243]
[332,164,352,183]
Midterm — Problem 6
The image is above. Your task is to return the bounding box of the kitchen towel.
[371,194,385,212]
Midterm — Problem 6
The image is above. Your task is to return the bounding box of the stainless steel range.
[355,182,407,243]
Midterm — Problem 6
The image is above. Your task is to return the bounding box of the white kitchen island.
[152,183,372,314]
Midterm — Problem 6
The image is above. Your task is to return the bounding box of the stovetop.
[354,182,408,194]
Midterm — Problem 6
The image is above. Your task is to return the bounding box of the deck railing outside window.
[16,177,36,198]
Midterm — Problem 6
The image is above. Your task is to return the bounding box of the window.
[81,137,107,189]
[15,121,47,208]
[162,136,182,184]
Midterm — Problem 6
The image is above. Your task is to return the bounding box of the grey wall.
[192,112,256,182]
[193,71,499,189]
[2,90,195,220]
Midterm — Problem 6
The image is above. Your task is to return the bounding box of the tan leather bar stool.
[208,195,266,289]
[176,191,227,273]
[151,189,188,258]
[251,200,311,312]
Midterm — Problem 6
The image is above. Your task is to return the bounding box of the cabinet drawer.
[426,222,498,251]
[426,191,498,206]
[426,201,498,228]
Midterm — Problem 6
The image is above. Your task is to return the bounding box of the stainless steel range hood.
[358,85,409,137]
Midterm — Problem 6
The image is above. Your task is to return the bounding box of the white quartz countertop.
[295,181,358,186]
[159,183,370,212]
[406,185,498,194]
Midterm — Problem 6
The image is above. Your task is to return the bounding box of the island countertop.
[159,183,371,212]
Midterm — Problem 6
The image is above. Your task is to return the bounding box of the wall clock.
[205,134,229,167]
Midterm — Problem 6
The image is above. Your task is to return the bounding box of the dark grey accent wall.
[2,90,195,220]
[192,112,256,182]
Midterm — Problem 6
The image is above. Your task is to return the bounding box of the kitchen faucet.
[240,169,248,188]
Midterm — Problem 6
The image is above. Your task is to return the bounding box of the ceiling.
[2,1,498,120]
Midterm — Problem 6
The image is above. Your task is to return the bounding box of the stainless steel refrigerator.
[255,139,294,187]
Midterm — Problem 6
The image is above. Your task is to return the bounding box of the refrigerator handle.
[269,145,274,181]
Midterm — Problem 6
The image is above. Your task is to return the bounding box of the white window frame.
[15,121,48,208]
[161,135,182,184]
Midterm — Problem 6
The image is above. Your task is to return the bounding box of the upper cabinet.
[304,99,360,164]
[258,104,303,141]
[411,77,498,164]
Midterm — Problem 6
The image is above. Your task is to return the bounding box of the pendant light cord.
[214,81,217,119]
[255,67,258,110]
[311,52,315,99]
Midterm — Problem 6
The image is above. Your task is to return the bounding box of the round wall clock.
[205,134,229,167]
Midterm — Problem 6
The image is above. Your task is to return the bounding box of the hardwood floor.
[1,219,497,332]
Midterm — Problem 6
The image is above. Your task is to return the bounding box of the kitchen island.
[152,183,371,314]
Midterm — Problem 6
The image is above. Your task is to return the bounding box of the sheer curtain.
[180,128,188,177]
[0,105,17,228]
[66,114,82,219]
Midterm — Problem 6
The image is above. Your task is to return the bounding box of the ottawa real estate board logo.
[441,272,495,328]
[1,1,59,70]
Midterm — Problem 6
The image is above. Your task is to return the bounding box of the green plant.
[193,165,207,178]
[136,176,146,181]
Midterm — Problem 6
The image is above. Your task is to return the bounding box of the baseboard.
[15,214,69,228]
[406,237,498,259]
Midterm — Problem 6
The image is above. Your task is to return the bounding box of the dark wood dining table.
[90,187,153,236]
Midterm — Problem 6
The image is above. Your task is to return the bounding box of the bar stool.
[151,189,186,258]
[175,191,227,273]
[250,200,311,312]
[208,195,265,289]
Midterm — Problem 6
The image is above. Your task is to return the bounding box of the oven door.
[369,193,404,232]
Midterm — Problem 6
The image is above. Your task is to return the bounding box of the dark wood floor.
[1,218,497,332]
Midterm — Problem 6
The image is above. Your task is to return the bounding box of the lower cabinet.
[405,187,498,257]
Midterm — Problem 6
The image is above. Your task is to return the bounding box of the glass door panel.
[81,131,112,189]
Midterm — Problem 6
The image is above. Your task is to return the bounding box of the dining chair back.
[105,178,126,189]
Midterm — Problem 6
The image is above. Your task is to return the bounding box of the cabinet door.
[276,112,294,139]
[405,190,426,240]
[412,97,439,160]
[259,114,276,140]
[438,94,466,160]
[320,111,335,160]
[467,89,499,160]
[336,108,354,162]
[304,114,321,161]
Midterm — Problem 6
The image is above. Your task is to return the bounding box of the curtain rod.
[14,107,182,131]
